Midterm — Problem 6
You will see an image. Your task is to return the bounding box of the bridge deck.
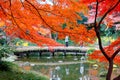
[14,46,97,57]
[15,46,91,52]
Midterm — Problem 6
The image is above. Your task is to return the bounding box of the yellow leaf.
[0,21,5,27]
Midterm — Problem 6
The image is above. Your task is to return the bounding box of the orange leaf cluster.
[58,24,96,44]
[0,0,120,46]
[89,38,120,64]
[0,0,92,46]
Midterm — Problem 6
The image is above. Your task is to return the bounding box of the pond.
[18,53,120,80]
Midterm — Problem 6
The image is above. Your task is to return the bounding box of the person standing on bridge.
[65,36,69,47]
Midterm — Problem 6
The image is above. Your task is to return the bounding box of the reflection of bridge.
[14,46,97,57]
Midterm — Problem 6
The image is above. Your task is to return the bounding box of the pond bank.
[14,60,88,66]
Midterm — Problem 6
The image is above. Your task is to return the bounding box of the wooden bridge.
[14,46,96,58]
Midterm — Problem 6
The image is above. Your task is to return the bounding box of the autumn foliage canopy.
[0,0,97,46]
[89,38,120,64]
[0,0,120,54]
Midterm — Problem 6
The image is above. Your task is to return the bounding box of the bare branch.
[8,1,37,42]
[111,48,120,60]
[0,5,7,16]
[20,0,25,7]
[9,0,12,7]
[93,0,110,60]
[98,0,120,27]
[25,0,53,29]
[94,0,99,27]
[25,0,79,33]
[99,0,106,3]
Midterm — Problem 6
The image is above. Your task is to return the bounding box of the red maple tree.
[0,0,120,80]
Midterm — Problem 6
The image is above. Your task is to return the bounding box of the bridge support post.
[52,52,55,57]
[64,51,67,57]
[75,52,77,56]
[14,52,21,58]
[39,52,42,58]
[26,52,29,58]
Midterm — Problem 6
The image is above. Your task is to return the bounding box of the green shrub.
[0,45,14,59]
[87,48,95,54]
[0,61,16,71]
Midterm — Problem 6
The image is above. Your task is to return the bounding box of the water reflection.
[30,61,120,80]
[65,68,69,75]
[19,54,120,80]
[79,75,90,80]
[80,63,84,75]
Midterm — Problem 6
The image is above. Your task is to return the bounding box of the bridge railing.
[14,46,98,58]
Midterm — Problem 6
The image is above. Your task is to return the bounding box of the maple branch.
[94,0,98,27]
[22,2,64,21]
[99,0,106,3]
[7,0,57,45]
[94,0,110,60]
[11,14,38,43]
[19,0,80,36]
[20,0,25,7]
[94,0,120,61]
[111,48,120,60]
[0,1,20,41]
[37,5,78,22]
[26,0,80,30]
[25,0,75,33]
[98,0,120,28]
[0,5,7,16]
[9,0,12,7]
[25,4,40,17]
[25,0,53,29]
[1,2,18,19]
[37,8,64,17]
[8,0,38,43]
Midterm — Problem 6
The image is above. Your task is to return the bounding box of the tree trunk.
[106,59,113,80]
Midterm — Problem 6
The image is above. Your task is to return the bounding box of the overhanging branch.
[98,0,120,27]
[111,48,120,59]
[94,0,110,60]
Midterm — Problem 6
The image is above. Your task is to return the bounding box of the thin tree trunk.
[106,59,113,80]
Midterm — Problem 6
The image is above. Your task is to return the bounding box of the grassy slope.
[0,61,49,80]
[0,71,49,80]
